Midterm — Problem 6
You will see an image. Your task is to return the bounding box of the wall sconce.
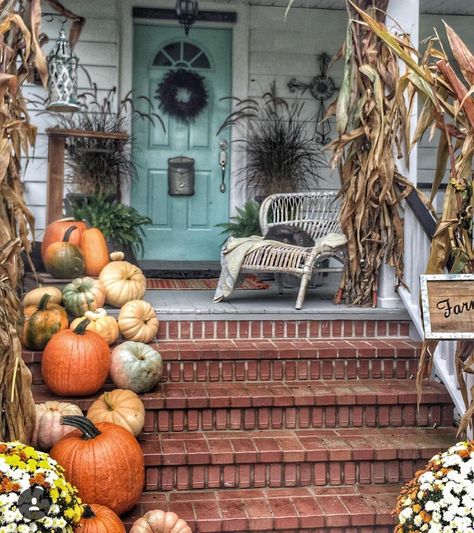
[175,0,199,36]
[46,27,80,113]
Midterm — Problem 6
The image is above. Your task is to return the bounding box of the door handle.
[219,140,228,193]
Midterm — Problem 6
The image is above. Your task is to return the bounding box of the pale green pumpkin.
[62,277,106,317]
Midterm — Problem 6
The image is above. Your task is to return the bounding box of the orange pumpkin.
[22,294,68,350]
[76,503,125,533]
[41,218,87,262]
[50,416,145,516]
[42,320,111,397]
[130,510,192,533]
[81,228,110,276]
[43,226,85,279]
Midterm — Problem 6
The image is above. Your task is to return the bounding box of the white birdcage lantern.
[46,28,80,112]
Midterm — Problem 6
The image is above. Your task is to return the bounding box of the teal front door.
[132,25,232,261]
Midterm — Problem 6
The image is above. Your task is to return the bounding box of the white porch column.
[377,0,419,309]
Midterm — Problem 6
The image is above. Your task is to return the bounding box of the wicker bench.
[227,191,346,309]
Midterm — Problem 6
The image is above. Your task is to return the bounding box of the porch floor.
[142,273,410,321]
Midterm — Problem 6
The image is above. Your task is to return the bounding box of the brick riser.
[23,337,420,386]
[156,319,410,340]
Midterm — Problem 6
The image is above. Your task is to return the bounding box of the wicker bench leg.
[295,272,311,310]
[275,274,284,294]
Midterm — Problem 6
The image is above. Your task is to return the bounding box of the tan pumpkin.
[87,389,145,436]
[130,510,192,533]
[22,286,62,307]
[109,251,124,261]
[118,300,158,343]
[33,401,83,451]
[99,258,146,307]
[71,308,119,345]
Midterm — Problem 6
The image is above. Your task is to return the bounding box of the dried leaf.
[444,22,474,87]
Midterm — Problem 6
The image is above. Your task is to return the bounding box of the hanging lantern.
[46,28,80,113]
[175,0,199,36]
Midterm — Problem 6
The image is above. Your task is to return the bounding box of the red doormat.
[146,275,269,290]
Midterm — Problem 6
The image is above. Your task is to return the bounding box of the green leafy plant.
[216,201,261,239]
[70,195,152,256]
[218,84,325,196]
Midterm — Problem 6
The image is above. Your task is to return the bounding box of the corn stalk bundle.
[327,0,413,306]
[0,0,47,442]
[356,7,474,435]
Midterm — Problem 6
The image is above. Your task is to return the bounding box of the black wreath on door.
[156,69,208,123]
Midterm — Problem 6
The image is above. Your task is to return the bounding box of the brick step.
[23,337,420,385]
[32,379,453,431]
[122,485,400,532]
[138,427,455,491]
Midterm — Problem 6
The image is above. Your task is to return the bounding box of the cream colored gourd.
[23,286,62,307]
[99,257,146,307]
[33,401,84,450]
[130,510,192,533]
[87,389,145,436]
[118,300,158,343]
[109,251,124,261]
[70,308,119,345]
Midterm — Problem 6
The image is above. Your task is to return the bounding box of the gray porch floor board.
[141,274,409,321]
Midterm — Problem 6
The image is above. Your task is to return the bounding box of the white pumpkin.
[99,259,146,307]
[110,341,163,394]
[33,401,84,450]
[118,300,159,343]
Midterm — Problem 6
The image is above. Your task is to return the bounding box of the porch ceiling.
[239,0,474,15]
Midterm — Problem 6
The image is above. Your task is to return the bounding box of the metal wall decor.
[46,27,80,113]
[288,52,337,145]
[175,0,199,36]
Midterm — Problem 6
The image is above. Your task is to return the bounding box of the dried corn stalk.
[327,0,413,306]
[356,7,474,434]
[0,0,47,442]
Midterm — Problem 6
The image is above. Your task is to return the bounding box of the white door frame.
[118,0,249,216]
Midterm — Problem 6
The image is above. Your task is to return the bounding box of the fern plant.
[216,201,261,239]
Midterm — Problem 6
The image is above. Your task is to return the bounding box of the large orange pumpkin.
[41,218,87,262]
[43,226,85,279]
[130,510,192,533]
[76,503,126,533]
[50,416,145,516]
[22,294,68,350]
[42,320,111,397]
[81,228,110,276]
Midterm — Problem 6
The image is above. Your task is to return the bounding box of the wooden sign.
[420,274,474,339]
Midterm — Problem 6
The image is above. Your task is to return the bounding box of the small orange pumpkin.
[76,503,125,533]
[22,294,68,350]
[81,228,110,276]
[41,218,87,262]
[42,319,111,397]
[50,416,145,516]
[130,510,192,533]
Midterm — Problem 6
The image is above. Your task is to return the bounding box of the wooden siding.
[23,0,119,237]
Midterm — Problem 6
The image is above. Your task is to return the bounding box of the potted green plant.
[216,201,261,240]
[69,194,152,263]
[38,85,162,202]
[217,83,325,199]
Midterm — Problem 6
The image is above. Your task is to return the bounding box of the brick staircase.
[24,318,456,532]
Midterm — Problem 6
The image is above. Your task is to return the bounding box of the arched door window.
[153,41,211,70]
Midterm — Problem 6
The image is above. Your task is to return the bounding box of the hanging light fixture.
[46,27,80,113]
[175,0,199,36]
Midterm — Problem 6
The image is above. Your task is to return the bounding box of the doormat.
[146,275,269,290]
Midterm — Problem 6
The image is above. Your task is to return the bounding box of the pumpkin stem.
[103,391,114,411]
[61,416,102,439]
[82,504,96,519]
[63,225,78,242]
[37,293,51,310]
[73,318,91,335]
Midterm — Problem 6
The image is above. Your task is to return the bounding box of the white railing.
[398,203,465,415]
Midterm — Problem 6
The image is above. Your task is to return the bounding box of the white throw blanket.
[213,233,347,302]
